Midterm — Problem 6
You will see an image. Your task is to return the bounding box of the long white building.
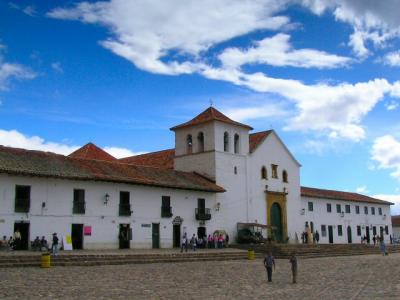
[0,107,393,249]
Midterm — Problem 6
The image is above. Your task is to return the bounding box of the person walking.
[181,234,188,253]
[190,234,197,252]
[263,252,275,282]
[52,233,59,256]
[13,229,21,250]
[380,239,387,256]
[289,253,297,284]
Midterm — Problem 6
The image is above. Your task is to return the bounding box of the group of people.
[31,236,49,251]
[0,229,23,250]
[180,233,229,252]
[0,230,59,255]
[264,252,298,284]
[300,230,320,244]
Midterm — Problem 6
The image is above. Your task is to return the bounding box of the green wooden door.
[152,223,160,249]
[347,226,352,243]
[271,203,283,242]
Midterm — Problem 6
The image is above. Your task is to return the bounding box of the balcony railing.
[15,199,30,213]
[161,206,173,218]
[195,208,211,221]
[73,201,86,214]
[119,204,132,216]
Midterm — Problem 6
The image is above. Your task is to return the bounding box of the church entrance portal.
[266,192,287,243]
[271,203,283,242]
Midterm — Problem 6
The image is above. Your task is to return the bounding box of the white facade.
[0,108,394,249]
[302,196,392,244]
[0,174,216,249]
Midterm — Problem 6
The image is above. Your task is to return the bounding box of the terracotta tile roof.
[69,143,117,162]
[301,186,393,205]
[392,215,400,227]
[0,146,225,193]
[170,107,253,130]
[249,130,273,153]
[119,149,175,169]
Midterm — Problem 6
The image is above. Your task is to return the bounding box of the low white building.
[0,107,393,249]
[392,216,400,240]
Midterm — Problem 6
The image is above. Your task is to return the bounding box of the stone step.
[0,252,246,263]
[0,253,247,268]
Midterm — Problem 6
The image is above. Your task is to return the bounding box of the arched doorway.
[347,226,352,243]
[271,203,283,242]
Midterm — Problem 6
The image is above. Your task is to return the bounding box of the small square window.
[336,204,341,213]
[345,205,350,213]
[355,206,360,214]
[308,202,313,212]
[271,164,278,179]
[327,203,332,213]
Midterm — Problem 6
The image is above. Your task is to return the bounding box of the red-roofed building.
[69,143,117,162]
[0,106,394,249]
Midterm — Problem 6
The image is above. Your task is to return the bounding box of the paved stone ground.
[1,253,399,299]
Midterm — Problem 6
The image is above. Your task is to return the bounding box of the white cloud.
[0,129,79,155]
[356,185,369,194]
[48,0,291,75]
[300,0,400,58]
[372,194,400,215]
[203,67,396,141]
[219,33,351,69]
[0,129,141,159]
[385,101,399,111]
[51,62,64,73]
[0,62,36,91]
[47,0,400,141]
[9,3,37,17]
[103,147,145,158]
[371,135,400,179]
[382,51,400,67]
[223,102,289,122]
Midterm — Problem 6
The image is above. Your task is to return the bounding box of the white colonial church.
[0,107,393,249]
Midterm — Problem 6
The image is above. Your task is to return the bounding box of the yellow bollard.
[247,249,255,260]
[41,253,51,268]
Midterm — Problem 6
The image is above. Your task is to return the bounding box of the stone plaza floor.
[1,252,399,299]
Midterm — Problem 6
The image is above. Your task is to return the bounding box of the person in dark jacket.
[263,252,275,282]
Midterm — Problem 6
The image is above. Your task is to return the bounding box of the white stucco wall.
[300,196,392,244]
[0,174,217,249]
[247,132,301,242]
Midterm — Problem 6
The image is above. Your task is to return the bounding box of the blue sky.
[1,0,400,213]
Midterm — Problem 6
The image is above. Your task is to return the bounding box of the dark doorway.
[119,224,130,249]
[14,222,29,250]
[173,224,181,248]
[152,223,160,249]
[347,226,352,244]
[366,227,370,243]
[197,227,206,240]
[328,226,334,244]
[71,224,84,250]
[310,221,314,233]
[271,203,283,242]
